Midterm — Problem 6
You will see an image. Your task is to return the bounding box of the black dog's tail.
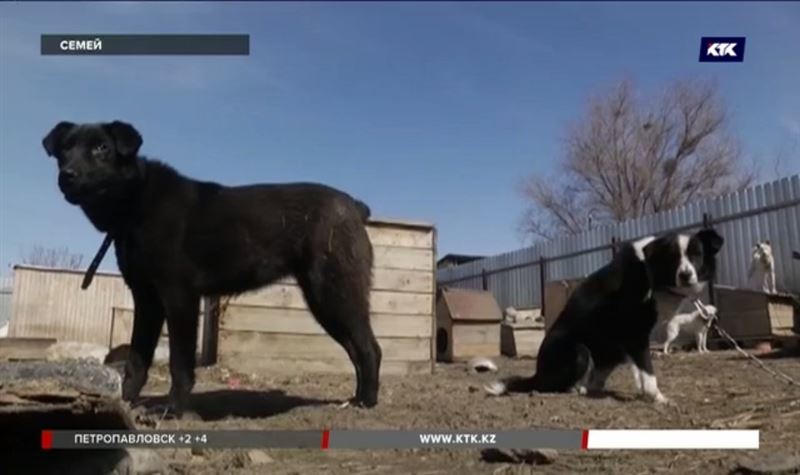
[793,250,800,260]
[355,199,371,223]
[484,344,591,396]
[484,375,540,395]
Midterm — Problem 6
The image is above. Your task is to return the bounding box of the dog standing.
[662,301,718,355]
[749,241,776,293]
[486,230,724,404]
[43,121,382,416]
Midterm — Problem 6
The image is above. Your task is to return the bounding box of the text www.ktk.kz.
[418,433,497,445]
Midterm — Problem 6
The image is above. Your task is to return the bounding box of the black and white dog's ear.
[640,236,664,262]
[104,121,143,157]
[42,121,76,157]
[696,229,724,256]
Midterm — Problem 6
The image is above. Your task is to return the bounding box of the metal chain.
[692,299,799,386]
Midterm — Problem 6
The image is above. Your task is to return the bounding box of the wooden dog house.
[712,286,797,343]
[217,218,437,376]
[436,287,502,362]
[500,308,545,358]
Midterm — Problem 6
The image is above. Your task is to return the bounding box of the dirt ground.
[135,350,800,475]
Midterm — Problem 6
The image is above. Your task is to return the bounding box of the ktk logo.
[707,43,737,57]
[699,37,746,63]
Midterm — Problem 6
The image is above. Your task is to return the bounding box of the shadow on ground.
[140,389,334,421]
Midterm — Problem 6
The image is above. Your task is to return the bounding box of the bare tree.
[519,78,755,241]
[21,245,84,269]
[771,134,799,180]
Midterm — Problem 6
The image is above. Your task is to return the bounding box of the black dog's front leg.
[162,287,201,417]
[628,341,669,404]
[123,286,166,402]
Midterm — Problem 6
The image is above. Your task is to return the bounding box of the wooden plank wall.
[218,220,436,376]
[10,266,133,345]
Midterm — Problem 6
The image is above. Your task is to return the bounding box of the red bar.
[581,430,589,450]
[321,430,330,450]
[41,430,53,450]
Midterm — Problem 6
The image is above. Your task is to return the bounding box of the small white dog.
[503,306,519,324]
[663,303,718,355]
[749,241,776,293]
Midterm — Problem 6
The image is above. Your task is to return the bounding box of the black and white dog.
[486,229,724,404]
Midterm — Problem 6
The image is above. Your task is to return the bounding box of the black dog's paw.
[337,397,378,409]
[121,377,144,402]
[356,394,378,408]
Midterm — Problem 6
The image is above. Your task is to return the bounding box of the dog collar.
[81,158,145,289]
[81,234,114,290]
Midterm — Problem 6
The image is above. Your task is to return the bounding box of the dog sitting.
[663,301,718,355]
[749,241,776,293]
[485,229,724,404]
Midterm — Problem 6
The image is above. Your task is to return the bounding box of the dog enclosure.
[215,218,436,376]
[435,287,502,362]
[437,176,800,350]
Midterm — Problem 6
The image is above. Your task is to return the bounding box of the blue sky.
[1,2,798,277]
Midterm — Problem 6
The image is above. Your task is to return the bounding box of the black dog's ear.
[642,238,660,262]
[104,121,142,157]
[696,229,724,256]
[42,121,76,157]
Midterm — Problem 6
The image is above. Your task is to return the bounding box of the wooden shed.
[712,286,797,342]
[217,218,437,376]
[435,287,502,362]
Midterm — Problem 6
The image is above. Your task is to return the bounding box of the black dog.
[486,230,724,404]
[43,121,381,415]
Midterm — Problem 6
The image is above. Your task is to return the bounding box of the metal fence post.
[481,268,488,291]
[702,213,717,308]
[611,236,618,257]
[539,256,547,318]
